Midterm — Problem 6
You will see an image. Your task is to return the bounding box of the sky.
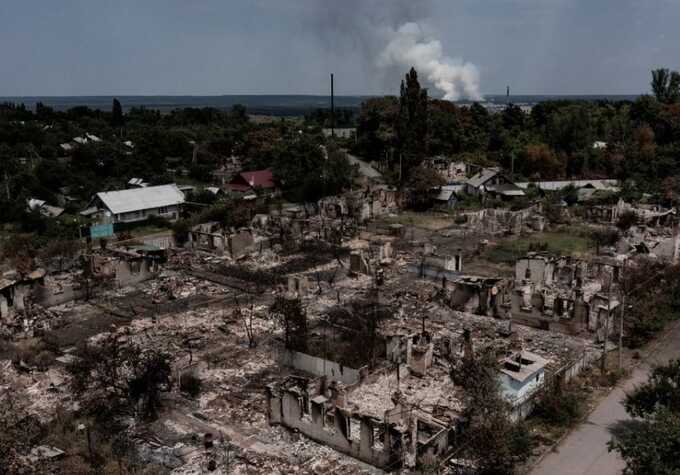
[0,0,679,97]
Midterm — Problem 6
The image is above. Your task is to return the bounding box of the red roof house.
[226,170,276,193]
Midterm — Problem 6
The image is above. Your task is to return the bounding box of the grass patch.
[486,232,593,263]
[381,211,453,231]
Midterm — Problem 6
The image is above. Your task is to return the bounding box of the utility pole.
[618,260,626,369]
[330,73,335,139]
[601,276,612,375]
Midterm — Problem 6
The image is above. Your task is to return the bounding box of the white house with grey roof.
[86,184,185,224]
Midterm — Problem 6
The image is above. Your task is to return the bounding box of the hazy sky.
[1,0,678,97]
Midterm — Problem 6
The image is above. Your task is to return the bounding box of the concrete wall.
[35,258,159,309]
[268,389,394,469]
[278,349,361,385]
[114,258,160,287]
[510,350,601,421]
[515,257,554,287]
[34,285,87,308]
[499,368,545,402]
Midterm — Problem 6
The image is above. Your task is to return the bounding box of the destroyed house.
[0,269,46,322]
[499,351,547,402]
[267,375,458,471]
[86,184,185,224]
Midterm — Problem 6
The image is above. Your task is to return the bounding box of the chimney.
[462,328,474,361]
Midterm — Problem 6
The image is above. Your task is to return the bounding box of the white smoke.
[378,22,483,101]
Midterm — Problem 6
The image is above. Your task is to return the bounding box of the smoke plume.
[378,23,482,101]
[302,0,483,101]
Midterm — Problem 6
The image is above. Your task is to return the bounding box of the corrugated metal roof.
[435,185,465,201]
[466,167,501,188]
[486,183,526,196]
[96,184,185,215]
[516,180,619,191]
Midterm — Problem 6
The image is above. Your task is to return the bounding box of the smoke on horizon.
[302,0,482,100]
[379,22,482,101]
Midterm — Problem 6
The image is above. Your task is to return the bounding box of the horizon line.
[0,92,645,99]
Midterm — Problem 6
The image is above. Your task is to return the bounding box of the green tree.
[68,334,173,421]
[405,164,445,210]
[0,143,18,201]
[396,68,428,182]
[354,96,398,162]
[453,349,533,474]
[111,98,124,127]
[651,68,680,104]
[609,360,680,474]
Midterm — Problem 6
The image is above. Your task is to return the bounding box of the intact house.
[83,184,185,224]
[226,169,277,197]
[464,167,525,200]
[434,184,465,209]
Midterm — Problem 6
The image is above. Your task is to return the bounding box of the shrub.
[180,372,202,398]
[454,214,467,225]
[616,210,638,231]
[533,381,585,427]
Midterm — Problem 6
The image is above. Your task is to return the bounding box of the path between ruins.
[531,320,680,475]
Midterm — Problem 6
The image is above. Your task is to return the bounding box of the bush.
[590,227,620,253]
[172,219,190,246]
[533,381,585,427]
[616,210,638,231]
[179,372,202,398]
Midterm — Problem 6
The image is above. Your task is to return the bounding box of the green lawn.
[486,231,594,263]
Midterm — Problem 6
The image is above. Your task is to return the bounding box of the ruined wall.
[34,285,87,308]
[462,206,542,235]
[115,259,161,287]
[278,349,361,385]
[268,388,394,468]
[515,258,554,287]
[228,230,255,259]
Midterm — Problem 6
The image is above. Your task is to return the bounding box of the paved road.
[531,321,680,475]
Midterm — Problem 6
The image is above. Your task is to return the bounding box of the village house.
[434,184,465,209]
[516,179,620,202]
[464,167,525,199]
[84,184,185,224]
[226,169,277,196]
